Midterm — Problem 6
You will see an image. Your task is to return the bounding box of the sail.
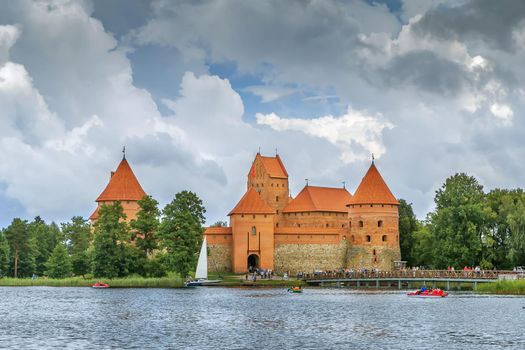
[195,236,208,279]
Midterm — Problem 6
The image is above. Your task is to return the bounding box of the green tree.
[62,216,92,276]
[4,218,32,278]
[411,223,434,267]
[92,202,130,278]
[429,173,490,269]
[398,199,418,265]
[130,195,160,258]
[0,231,10,277]
[158,191,206,278]
[211,221,228,227]
[45,243,72,278]
[30,217,62,276]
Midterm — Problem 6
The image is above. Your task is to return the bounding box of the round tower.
[347,161,401,271]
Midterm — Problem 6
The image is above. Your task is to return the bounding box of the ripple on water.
[1,287,524,349]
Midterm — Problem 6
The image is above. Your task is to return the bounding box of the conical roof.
[96,158,146,202]
[283,186,352,213]
[228,187,275,215]
[348,162,399,205]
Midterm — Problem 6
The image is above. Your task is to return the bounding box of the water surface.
[0,287,523,349]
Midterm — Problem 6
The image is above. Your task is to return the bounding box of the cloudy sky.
[1,0,525,227]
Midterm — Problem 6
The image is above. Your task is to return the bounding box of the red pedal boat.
[92,282,109,289]
[407,288,448,298]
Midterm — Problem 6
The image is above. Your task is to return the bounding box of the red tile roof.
[89,206,99,221]
[283,186,352,213]
[257,155,288,178]
[348,162,399,205]
[228,187,275,215]
[96,158,146,202]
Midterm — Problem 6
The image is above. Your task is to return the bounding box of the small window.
[276,196,279,202]
[378,220,383,228]
[349,221,352,228]
[326,223,329,228]
[373,249,376,255]
[251,226,256,236]
[359,221,364,228]
[276,222,279,228]
[382,235,387,242]
[277,210,279,214]
[271,183,274,187]
[241,214,244,218]
[366,235,371,242]
[264,214,267,218]
[351,235,355,242]
[297,235,300,239]
[370,204,373,207]
[298,224,301,227]
[342,224,345,228]
[252,214,255,219]
[374,257,377,263]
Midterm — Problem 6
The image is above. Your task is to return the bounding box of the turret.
[89,154,146,223]
[347,161,400,270]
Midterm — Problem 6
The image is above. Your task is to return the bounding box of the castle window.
[342,224,345,228]
[126,201,130,204]
[251,226,256,236]
[298,224,301,227]
[252,215,256,219]
[264,215,267,218]
[276,223,279,228]
[349,221,352,228]
[224,235,227,239]
[370,204,373,207]
[241,214,244,218]
[297,235,300,239]
[366,235,371,242]
[382,204,384,207]
[276,196,279,202]
[373,249,376,255]
[359,221,364,228]
[301,212,304,216]
[262,184,264,187]
[374,257,377,263]
[326,224,329,228]
[271,183,274,187]
[256,183,259,187]
[351,235,355,242]
[382,235,387,242]
[277,210,279,214]
[378,220,383,228]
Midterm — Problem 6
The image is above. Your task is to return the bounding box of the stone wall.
[274,241,348,274]
[208,244,232,273]
[346,245,401,271]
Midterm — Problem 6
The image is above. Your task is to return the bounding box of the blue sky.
[1,0,525,227]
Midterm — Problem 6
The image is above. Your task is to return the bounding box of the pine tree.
[92,202,129,278]
[4,218,32,278]
[45,243,72,278]
[62,216,92,276]
[30,217,62,276]
[158,191,206,278]
[0,231,10,277]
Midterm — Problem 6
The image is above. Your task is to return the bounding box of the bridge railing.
[302,270,516,280]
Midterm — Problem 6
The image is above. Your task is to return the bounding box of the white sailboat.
[184,236,222,287]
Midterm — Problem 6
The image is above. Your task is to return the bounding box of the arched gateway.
[248,254,259,272]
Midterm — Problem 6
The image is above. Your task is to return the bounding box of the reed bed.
[0,276,184,288]
[477,279,525,295]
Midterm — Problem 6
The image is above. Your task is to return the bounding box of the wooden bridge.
[302,270,519,290]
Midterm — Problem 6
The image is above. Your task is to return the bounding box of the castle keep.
[205,153,401,274]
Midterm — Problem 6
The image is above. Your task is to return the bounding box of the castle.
[205,153,401,274]
[90,152,401,273]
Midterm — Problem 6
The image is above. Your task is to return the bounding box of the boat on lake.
[407,288,448,298]
[184,237,222,287]
[92,282,109,289]
[287,286,303,293]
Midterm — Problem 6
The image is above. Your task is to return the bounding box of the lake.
[0,287,524,349]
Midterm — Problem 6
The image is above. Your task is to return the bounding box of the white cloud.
[490,103,513,122]
[256,108,394,163]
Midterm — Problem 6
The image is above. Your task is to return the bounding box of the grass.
[0,276,185,288]
[477,279,525,295]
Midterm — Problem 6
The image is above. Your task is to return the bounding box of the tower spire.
[305,178,309,187]
[122,146,126,160]
[342,181,346,189]
[371,153,375,163]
